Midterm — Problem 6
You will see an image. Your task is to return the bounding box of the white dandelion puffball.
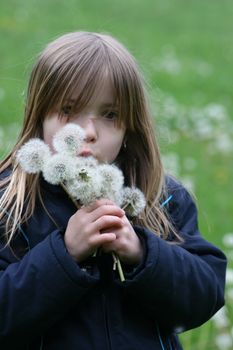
[42,153,77,185]
[66,166,102,205]
[76,156,98,168]
[53,123,86,154]
[98,164,124,204]
[121,187,146,216]
[16,138,51,174]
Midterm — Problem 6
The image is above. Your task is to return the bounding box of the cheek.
[42,129,49,144]
[42,116,65,151]
[105,131,125,162]
[42,122,52,148]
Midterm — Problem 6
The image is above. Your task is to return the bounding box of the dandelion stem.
[92,249,98,257]
[112,252,125,282]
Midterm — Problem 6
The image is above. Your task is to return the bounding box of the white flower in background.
[158,125,179,144]
[215,333,233,350]
[153,47,182,75]
[227,251,233,262]
[180,176,195,193]
[0,123,20,153]
[121,187,146,217]
[205,103,227,122]
[154,91,233,157]
[213,133,233,154]
[183,157,197,172]
[162,96,180,120]
[212,307,229,328]
[42,153,76,185]
[227,287,233,300]
[195,118,214,139]
[213,306,233,350]
[16,138,51,173]
[98,164,124,204]
[53,123,86,155]
[226,268,233,285]
[223,233,233,247]
[194,60,213,77]
[162,152,180,177]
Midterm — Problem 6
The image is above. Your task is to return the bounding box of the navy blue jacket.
[0,174,227,349]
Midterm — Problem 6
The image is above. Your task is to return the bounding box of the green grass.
[1,0,233,348]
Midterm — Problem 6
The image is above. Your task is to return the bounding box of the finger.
[90,204,125,222]
[85,199,115,213]
[89,232,116,248]
[93,215,124,232]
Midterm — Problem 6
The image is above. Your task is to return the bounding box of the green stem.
[112,252,125,282]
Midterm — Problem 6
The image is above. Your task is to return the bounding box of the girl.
[0,32,226,350]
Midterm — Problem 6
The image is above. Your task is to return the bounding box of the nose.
[81,118,97,143]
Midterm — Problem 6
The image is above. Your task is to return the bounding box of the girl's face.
[43,77,125,163]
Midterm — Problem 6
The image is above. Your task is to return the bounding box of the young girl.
[0,31,226,350]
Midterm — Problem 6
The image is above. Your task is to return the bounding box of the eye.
[60,105,73,116]
[102,110,118,120]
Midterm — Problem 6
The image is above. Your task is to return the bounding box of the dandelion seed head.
[42,153,76,185]
[77,156,98,168]
[121,187,146,217]
[66,173,102,206]
[53,123,85,155]
[98,164,124,202]
[65,162,102,205]
[73,162,97,182]
[16,138,50,174]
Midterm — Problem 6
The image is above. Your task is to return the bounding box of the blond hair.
[0,31,176,245]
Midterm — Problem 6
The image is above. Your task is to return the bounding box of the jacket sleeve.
[0,229,99,341]
[117,181,227,332]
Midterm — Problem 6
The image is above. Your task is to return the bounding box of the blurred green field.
[0,0,233,348]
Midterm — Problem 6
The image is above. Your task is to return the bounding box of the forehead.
[70,74,117,108]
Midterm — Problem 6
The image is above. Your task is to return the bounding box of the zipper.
[102,293,113,350]
[156,323,174,350]
[168,336,174,350]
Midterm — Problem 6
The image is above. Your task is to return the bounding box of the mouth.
[79,149,93,157]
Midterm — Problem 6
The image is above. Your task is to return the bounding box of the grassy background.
[0,0,233,348]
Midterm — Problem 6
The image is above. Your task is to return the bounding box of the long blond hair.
[0,31,175,245]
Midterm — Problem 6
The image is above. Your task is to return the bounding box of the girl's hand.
[64,199,125,262]
[101,215,144,266]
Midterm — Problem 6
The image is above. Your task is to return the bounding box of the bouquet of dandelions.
[16,123,146,281]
